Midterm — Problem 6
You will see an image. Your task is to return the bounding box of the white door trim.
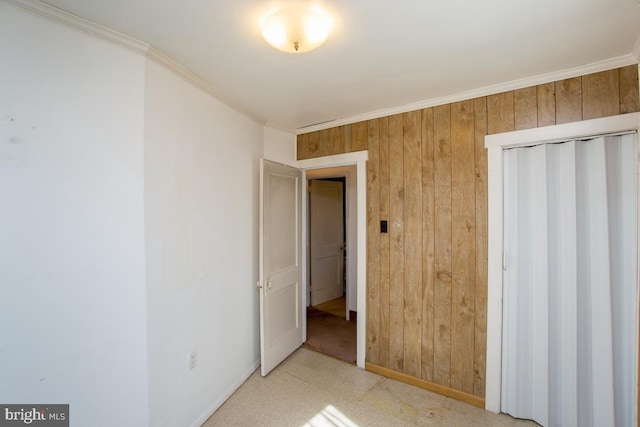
[297,150,368,369]
[484,112,640,412]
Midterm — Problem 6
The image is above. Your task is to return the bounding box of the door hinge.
[503,253,507,271]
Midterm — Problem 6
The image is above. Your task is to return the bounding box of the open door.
[259,159,303,376]
[309,179,344,306]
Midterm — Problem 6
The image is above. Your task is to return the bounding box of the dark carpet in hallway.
[304,306,356,364]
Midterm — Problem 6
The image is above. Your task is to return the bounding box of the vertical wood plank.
[433,104,452,386]
[402,110,423,378]
[388,113,405,372]
[450,100,476,394]
[487,91,514,134]
[309,132,320,158]
[582,69,619,120]
[351,121,369,152]
[556,77,582,124]
[473,97,488,397]
[316,129,330,157]
[342,124,352,153]
[367,119,381,365]
[328,126,344,156]
[297,133,311,160]
[300,65,635,400]
[514,87,538,130]
[379,117,391,368]
[537,83,556,127]
[302,131,320,159]
[620,65,640,114]
[421,107,436,382]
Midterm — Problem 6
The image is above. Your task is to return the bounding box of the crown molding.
[263,121,296,134]
[297,54,639,134]
[5,0,267,126]
[4,0,150,54]
[7,0,638,134]
[145,48,266,125]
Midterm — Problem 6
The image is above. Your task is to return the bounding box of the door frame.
[298,151,368,369]
[484,112,640,413]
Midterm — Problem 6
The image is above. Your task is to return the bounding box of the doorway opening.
[309,177,346,310]
[304,167,357,364]
[297,150,368,369]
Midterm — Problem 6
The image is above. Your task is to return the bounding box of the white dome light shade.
[262,6,332,53]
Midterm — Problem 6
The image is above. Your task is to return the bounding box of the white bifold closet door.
[502,133,638,427]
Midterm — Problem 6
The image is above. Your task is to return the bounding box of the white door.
[501,135,638,426]
[259,160,303,376]
[309,179,344,306]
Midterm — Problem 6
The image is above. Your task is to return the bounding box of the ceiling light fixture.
[261,6,333,53]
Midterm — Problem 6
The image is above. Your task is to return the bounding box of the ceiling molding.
[146,48,266,125]
[263,122,296,134]
[6,0,639,135]
[4,0,149,54]
[5,0,266,127]
[297,54,639,134]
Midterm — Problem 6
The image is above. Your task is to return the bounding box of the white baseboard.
[189,359,261,427]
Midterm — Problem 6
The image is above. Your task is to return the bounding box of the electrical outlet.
[189,350,197,370]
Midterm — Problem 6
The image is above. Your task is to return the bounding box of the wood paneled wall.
[297,65,640,400]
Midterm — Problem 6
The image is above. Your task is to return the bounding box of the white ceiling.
[39,0,640,131]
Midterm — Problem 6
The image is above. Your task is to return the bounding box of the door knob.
[267,281,272,290]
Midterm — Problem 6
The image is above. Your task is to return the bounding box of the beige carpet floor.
[203,348,537,426]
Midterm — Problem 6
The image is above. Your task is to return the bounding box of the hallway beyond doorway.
[305,297,356,364]
[314,296,347,318]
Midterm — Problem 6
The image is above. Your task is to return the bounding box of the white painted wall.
[144,60,264,427]
[0,4,149,426]
[263,126,296,165]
